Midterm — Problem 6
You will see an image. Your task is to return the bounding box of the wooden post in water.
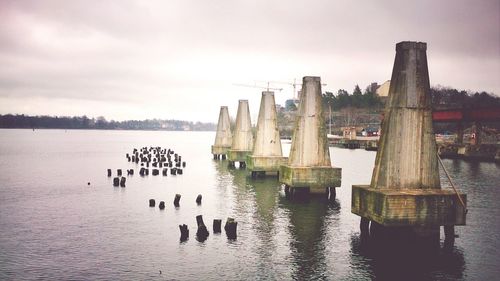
[196,215,209,241]
[173,194,181,207]
[119,177,126,187]
[224,217,237,240]
[179,224,189,241]
[351,41,467,247]
[213,219,222,233]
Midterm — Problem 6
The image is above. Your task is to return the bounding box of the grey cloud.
[0,0,498,121]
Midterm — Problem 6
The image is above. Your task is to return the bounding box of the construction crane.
[258,79,330,134]
[233,82,283,92]
[256,79,327,100]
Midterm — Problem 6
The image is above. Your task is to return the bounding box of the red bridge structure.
[432,107,500,145]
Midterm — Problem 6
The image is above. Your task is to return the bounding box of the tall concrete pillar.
[211,106,232,159]
[228,100,254,167]
[352,42,466,244]
[279,76,341,196]
[247,92,287,176]
[371,42,440,190]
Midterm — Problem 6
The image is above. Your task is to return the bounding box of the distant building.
[376,80,390,97]
[341,126,365,139]
[361,126,380,137]
[376,80,391,104]
[342,126,357,140]
[368,82,379,93]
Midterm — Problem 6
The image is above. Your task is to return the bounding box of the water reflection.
[250,178,279,235]
[1,130,497,280]
[249,178,281,279]
[280,196,333,280]
[213,157,473,280]
[349,234,466,280]
[466,160,481,177]
[228,165,252,208]
[213,159,232,183]
[213,159,234,209]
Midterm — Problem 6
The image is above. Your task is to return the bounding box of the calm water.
[0,129,499,280]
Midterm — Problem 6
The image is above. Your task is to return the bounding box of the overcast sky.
[1,0,499,122]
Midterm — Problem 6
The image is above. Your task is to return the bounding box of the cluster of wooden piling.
[106,145,237,243]
[147,196,236,242]
[107,146,187,187]
[148,194,201,209]
[127,146,186,176]
[179,216,237,242]
[108,169,128,187]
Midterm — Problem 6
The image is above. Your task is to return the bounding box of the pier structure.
[351,42,467,247]
[228,100,254,168]
[279,76,341,199]
[212,106,233,160]
[247,91,288,177]
[434,107,500,161]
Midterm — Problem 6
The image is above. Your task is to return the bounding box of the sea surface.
[0,129,499,280]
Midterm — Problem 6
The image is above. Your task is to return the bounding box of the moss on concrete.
[352,185,466,226]
[228,150,252,162]
[279,165,341,193]
[247,155,288,172]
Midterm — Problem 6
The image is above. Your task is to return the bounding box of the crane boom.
[255,79,326,99]
[233,83,283,92]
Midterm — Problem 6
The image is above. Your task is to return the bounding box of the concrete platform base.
[351,185,466,227]
[212,145,231,156]
[279,165,341,194]
[247,155,288,175]
[284,185,337,201]
[227,149,252,162]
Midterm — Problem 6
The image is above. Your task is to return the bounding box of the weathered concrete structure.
[247,91,288,177]
[212,106,233,160]
[279,76,341,198]
[351,42,467,245]
[228,100,254,168]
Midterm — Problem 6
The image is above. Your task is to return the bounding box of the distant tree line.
[322,84,384,111]
[321,83,499,111]
[431,87,500,133]
[431,86,500,110]
[318,83,499,130]
[0,114,216,131]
